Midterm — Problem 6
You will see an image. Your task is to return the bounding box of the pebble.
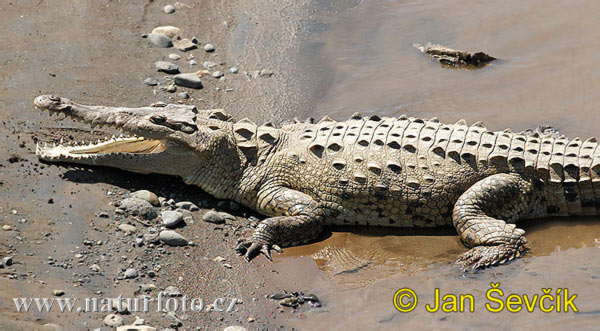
[131,190,160,206]
[167,311,183,327]
[259,69,274,78]
[143,232,160,244]
[161,210,184,228]
[224,327,247,331]
[135,238,144,246]
[203,61,217,69]
[165,83,177,93]
[124,268,138,279]
[178,92,189,99]
[159,230,188,246]
[103,314,124,327]
[53,290,64,296]
[163,4,175,14]
[164,285,182,297]
[247,317,255,323]
[212,71,223,78]
[148,33,172,48]
[174,38,197,52]
[191,37,199,44]
[202,210,225,224]
[173,73,203,89]
[143,78,159,86]
[204,43,215,52]
[118,224,137,235]
[155,61,180,74]
[189,59,197,66]
[168,53,181,61]
[229,67,239,74]
[3,225,13,231]
[42,324,63,331]
[119,198,157,220]
[175,201,199,211]
[151,26,180,39]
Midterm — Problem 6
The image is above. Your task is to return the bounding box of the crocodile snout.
[34,94,62,110]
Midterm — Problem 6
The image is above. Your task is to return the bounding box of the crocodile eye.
[150,115,167,124]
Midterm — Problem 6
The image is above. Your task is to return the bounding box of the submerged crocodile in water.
[33,95,600,269]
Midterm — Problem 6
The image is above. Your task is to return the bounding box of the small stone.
[212,71,223,78]
[259,69,274,78]
[2,225,12,231]
[174,38,197,52]
[178,92,189,99]
[135,238,144,246]
[151,26,180,39]
[103,313,123,327]
[204,43,215,52]
[124,268,138,279]
[42,323,63,331]
[247,317,255,323]
[167,311,183,327]
[213,256,226,262]
[203,61,217,69]
[165,83,177,93]
[223,263,232,269]
[224,327,247,331]
[161,210,184,228]
[163,4,175,14]
[119,198,157,220]
[189,59,197,66]
[143,232,160,244]
[90,264,101,272]
[159,230,188,246]
[131,190,160,206]
[164,285,182,297]
[174,73,203,89]
[155,61,179,74]
[138,284,156,293]
[133,316,145,325]
[202,210,225,224]
[53,290,64,296]
[229,67,239,74]
[148,33,172,48]
[175,201,199,211]
[168,53,181,61]
[191,37,199,44]
[143,78,158,86]
[118,224,136,235]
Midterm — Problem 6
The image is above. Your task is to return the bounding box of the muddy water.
[283,1,600,328]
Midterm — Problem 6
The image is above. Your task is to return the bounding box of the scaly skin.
[33,95,600,269]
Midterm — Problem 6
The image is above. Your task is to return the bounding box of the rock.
[3,225,13,231]
[178,92,189,99]
[42,324,63,331]
[163,4,175,14]
[202,210,225,224]
[119,198,157,220]
[204,43,215,52]
[104,313,124,327]
[174,73,203,89]
[229,67,239,74]
[212,71,223,78]
[116,326,156,331]
[167,312,183,327]
[213,256,226,262]
[224,326,247,331]
[175,201,199,211]
[165,83,177,93]
[155,61,179,74]
[133,316,145,325]
[143,232,160,244]
[161,210,184,228]
[138,284,156,293]
[203,61,217,69]
[168,53,181,61]
[143,78,158,86]
[151,26,180,39]
[191,37,199,44]
[135,237,144,246]
[174,38,197,52]
[164,285,182,297]
[118,224,136,235]
[3,256,13,266]
[259,69,274,78]
[147,33,172,48]
[159,230,187,246]
[247,317,255,323]
[131,190,159,206]
[90,264,101,272]
[189,59,197,66]
[124,268,138,279]
[53,290,64,296]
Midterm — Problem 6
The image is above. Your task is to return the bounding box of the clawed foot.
[236,240,282,262]
[456,237,529,270]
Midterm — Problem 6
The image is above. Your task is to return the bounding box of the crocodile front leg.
[453,173,542,270]
[236,186,325,261]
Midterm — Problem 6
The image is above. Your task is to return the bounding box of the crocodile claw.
[456,238,528,270]
[236,240,280,262]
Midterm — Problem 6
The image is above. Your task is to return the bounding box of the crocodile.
[33,94,600,269]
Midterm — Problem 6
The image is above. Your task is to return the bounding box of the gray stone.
[191,37,199,44]
[189,59,197,66]
[161,210,184,228]
[203,61,217,69]
[159,230,187,246]
[163,4,175,14]
[204,43,215,52]
[118,224,136,235]
[173,73,203,89]
[202,210,226,224]
[224,327,247,331]
[143,78,158,86]
[131,190,159,206]
[229,67,239,74]
[104,313,124,327]
[165,83,177,93]
[148,33,172,48]
[168,53,181,60]
[164,285,182,297]
[155,61,179,74]
[42,324,63,331]
[151,26,180,38]
[175,201,199,211]
[178,92,189,99]
[3,256,13,266]
[143,232,159,244]
[117,325,156,331]
[124,268,138,279]
[135,237,144,246]
[259,69,274,78]
[174,38,197,52]
[119,198,157,220]
[212,71,223,78]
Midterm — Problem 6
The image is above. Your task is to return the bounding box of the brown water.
[282,1,600,328]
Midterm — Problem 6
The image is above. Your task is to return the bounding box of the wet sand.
[1,0,600,329]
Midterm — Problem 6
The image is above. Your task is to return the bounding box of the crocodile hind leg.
[453,173,543,270]
[236,186,325,261]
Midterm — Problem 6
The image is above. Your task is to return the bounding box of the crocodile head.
[34,95,235,177]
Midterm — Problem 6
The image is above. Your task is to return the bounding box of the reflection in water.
[283,0,600,328]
